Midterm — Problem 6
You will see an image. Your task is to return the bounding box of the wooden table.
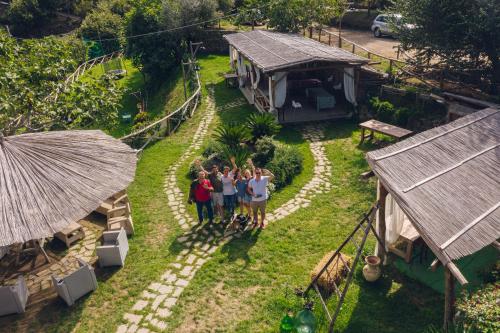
[359,119,412,144]
[223,73,238,88]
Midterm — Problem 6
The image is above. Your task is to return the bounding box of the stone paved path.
[117,99,332,332]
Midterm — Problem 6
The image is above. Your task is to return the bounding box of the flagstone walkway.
[117,95,332,333]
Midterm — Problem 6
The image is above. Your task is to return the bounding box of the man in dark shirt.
[188,171,214,224]
[195,160,224,222]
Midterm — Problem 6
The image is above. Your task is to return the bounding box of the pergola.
[366,107,500,328]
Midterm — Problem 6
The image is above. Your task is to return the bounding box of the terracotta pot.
[362,255,381,282]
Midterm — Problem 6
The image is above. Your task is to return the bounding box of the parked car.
[371,14,411,38]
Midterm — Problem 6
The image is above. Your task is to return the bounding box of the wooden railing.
[120,70,202,152]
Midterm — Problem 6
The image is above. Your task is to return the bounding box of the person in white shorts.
[247,166,274,229]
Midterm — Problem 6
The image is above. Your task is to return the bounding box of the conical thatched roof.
[0,130,137,246]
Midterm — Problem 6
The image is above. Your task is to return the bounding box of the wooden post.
[318,28,322,42]
[328,33,331,45]
[389,59,393,76]
[352,44,355,54]
[218,18,221,29]
[444,267,456,330]
[396,45,401,60]
[376,180,388,261]
[367,52,371,59]
[309,26,313,38]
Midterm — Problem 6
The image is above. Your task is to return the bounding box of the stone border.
[117,102,332,332]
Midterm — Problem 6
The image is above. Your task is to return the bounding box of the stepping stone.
[186,254,197,265]
[124,313,142,325]
[127,324,138,333]
[163,297,177,309]
[175,279,189,287]
[156,307,172,319]
[132,300,148,311]
[179,266,193,277]
[116,324,128,333]
[152,294,167,310]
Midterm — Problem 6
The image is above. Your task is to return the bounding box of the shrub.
[133,111,149,125]
[213,122,251,148]
[266,144,303,189]
[370,97,395,123]
[394,107,412,127]
[456,282,500,333]
[201,140,224,158]
[252,136,276,167]
[246,112,281,141]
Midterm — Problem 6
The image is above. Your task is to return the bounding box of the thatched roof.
[0,130,137,246]
[366,107,500,264]
[223,30,370,73]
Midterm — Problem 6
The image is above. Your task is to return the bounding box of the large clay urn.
[362,255,381,282]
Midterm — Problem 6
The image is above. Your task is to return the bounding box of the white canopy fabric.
[274,72,287,108]
[343,67,357,106]
[375,193,411,255]
[0,130,137,246]
[237,53,247,87]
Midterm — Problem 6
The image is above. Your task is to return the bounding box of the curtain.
[343,67,357,106]
[237,53,247,87]
[274,72,287,108]
[375,193,411,256]
[252,65,261,89]
[229,46,235,70]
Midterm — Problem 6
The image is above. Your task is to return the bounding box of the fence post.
[328,33,331,45]
[396,45,401,60]
[318,28,322,42]
[308,26,313,38]
[352,44,355,54]
[367,52,371,59]
[389,59,393,77]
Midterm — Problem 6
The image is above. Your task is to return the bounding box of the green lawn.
[82,58,188,138]
[1,54,444,332]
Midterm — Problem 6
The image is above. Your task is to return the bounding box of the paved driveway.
[325,27,403,60]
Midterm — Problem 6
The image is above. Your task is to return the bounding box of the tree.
[390,0,500,94]
[0,30,123,135]
[79,8,124,54]
[7,0,62,34]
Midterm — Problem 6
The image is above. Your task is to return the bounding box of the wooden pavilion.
[223,30,371,124]
[366,107,500,328]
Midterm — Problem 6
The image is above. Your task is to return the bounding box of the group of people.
[188,157,274,229]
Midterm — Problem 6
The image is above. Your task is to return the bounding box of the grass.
[82,58,188,138]
[1,54,445,332]
[164,118,443,332]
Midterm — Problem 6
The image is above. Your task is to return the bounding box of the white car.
[371,14,402,38]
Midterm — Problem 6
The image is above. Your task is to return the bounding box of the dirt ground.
[325,27,402,60]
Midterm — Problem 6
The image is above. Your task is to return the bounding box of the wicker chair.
[52,259,98,306]
[96,229,129,267]
[0,276,29,316]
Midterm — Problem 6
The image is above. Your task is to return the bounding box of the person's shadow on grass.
[220,228,262,268]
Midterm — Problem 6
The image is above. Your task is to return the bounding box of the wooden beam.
[443,267,456,330]
[376,180,388,261]
[430,258,441,272]
[446,262,468,286]
[279,64,364,74]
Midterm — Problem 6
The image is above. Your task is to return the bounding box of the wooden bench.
[359,119,413,144]
[388,221,421,263]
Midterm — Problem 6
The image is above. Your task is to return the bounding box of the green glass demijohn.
[294,303,317,333]
[279,312,295,333]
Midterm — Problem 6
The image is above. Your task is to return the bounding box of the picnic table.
[223,73,238,88]
[359,119,412,144]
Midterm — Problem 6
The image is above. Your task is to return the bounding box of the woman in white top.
[247,162,274,229]
[221,157,237,220]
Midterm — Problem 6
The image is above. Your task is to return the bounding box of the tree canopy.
[390,0,500,94]
[0,30,124,135]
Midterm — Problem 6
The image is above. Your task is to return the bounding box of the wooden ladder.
[297,204,386,332]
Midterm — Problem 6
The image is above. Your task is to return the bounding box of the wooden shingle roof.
[366,107,500,264]
[223,30,370,73]
[0,130,137,246]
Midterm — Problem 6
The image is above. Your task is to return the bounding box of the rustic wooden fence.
[120,70,202,153]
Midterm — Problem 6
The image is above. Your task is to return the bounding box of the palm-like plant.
[246,113,281,141]
[220,144,251,168]
[213,122,251,148]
